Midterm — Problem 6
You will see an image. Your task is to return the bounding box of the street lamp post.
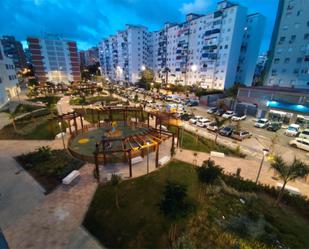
[58,122,66,149]
[255,148,269,183]
[146,142,150,174]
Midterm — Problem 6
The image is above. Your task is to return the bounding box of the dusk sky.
[1,0,279,53]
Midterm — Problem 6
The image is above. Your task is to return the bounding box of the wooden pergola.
[93,126,174,180]
[58,111,84,134]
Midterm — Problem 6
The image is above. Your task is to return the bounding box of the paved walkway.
[3,164,98,249]
[174,149,309,197]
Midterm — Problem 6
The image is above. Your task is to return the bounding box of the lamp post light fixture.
[191,64,197,72]
[141,65,146,71]
[146,142,150,174]
[58,122,66,149]
[255,148,269,184]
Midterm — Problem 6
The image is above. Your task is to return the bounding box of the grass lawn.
[83,160,309,249]
[70,95,120,105]
[169,126,244,157]
[16,148,84,193]
[30,96,61,110]
[81,111,146,124]
[0,113,64,140]
[2,104,42,116]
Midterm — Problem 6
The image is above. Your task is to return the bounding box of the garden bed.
[69,96,120,105]
[16,147,84,193]
[83,160,309,249]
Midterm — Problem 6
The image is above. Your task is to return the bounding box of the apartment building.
[265,0,309,88]
[0,36,27,71]
[80,47,99,68]
[0,43,19,106]
[27,35,81,84]
[99,25,152,83]
[99,1,264,89]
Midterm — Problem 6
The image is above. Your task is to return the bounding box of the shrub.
[197,159,223,184]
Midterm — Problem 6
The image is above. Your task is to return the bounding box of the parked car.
[231,113,247,121]
[219,125,235,137]
[186,100,199,106]
[180,113,194,121]
[189,115,203,124]
[207,121,218,132]
[289,138,309,152]
[231,130,252,141]
[299,129,309,140]
[215,109,225,116]
[284,124,300,137]
[207,107,217,114]
[222,111,235,119]
[267,122,282,132]
[254,118,269,128]
[196,118,211,128]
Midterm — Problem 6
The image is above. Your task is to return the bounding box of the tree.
[213,115,228,143]
[270,156,309,205]
[138,68,154,89]
[9,112,17,132]
[225,83,244,109]
[111,174,122,209]
[159,181,194,242]
[162,67,171,85]
[197,159,223,185]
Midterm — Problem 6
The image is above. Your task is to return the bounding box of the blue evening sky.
[1,0,278,53]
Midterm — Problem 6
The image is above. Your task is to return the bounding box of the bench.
[159,156,171,166]
[210,151,225,158]
[131,156,143,165]
[62,170,80,185]
[276,183,300,195]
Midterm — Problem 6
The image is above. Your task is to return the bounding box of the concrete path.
[0,140,60,230]
[174,149,309,197]
[3,164,98,249]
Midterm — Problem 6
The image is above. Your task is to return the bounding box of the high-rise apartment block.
[80,47,99,68]
[27,35,81,84]
[0,35,27,70]
[99,1,265,90]
[0,43,19,106]
[265,0,309,88]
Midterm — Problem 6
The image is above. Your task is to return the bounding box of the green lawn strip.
[169,126,243,157]
[70,96,120,105]
[0,114,65,140]
[29,96,61,110]
[83,160,309,249]
[16,148,84,193]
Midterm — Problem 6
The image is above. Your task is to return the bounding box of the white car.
[222,111,235,119]
[299,129,309,140]
[196,118,211,128]
[289,138,309,152]
[207,121,218,132]
[231,113,247,121]
[189,115,203,124]
[254,118,269,128]
[285,124,300,137]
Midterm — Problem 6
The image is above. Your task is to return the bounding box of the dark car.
[215,109,225,116]
[267,122,282,132]
[180,113,194,121]
[219,125,235,137]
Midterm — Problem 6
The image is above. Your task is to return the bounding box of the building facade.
[0,43,19,106]
[265,0,309,88]
[99,1,264,89]
[236,86,309,127]
[0,35,27,71]
[27,35,81,84]
[99,25,153,83]
[80,47,99,68]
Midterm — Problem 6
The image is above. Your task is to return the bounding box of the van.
[299,129,309,140]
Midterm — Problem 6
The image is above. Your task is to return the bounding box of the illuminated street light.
[141,65,146,71]
[191,64,198,72]
[58,122,66,149]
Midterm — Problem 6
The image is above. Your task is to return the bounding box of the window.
[294,69,299,74]
[284,58,290,63]
[274,58,280,64]
[304,33,309,40]
[297,57,302,63]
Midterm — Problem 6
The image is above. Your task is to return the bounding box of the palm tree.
[213,115,228,144]
[9,112,17,132]
[270,156,309,205]
[111,174,122,209]
[162,67,170,85]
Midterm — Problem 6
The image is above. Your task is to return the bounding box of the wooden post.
[68,119,72,134]
[97,111,100,127]
[159,119,162,136]
[123,139,127,162]
[80,115,84,131]
[128,149,132,177]
[176,127,180,147]
[171,133,175,157]
[73,115,78,134]
[102,141,107,164]
[93,147,100,182]
[155,143,159,168]
[91,109,95,124]
[141,109,144,122]
[147,113,150,127]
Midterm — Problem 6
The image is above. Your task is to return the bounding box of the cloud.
[180,0,211,14]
